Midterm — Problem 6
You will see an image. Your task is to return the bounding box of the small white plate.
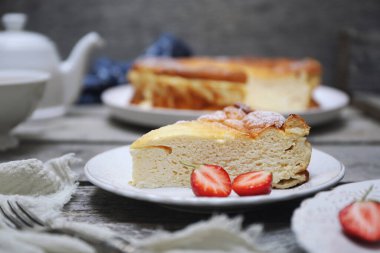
[292,180,380,253]
[84,146,345,210]
[101,85,349,127]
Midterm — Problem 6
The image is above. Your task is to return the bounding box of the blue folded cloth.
[79,33,193,104]
[142,33,192,58]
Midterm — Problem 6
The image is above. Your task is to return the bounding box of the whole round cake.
[128,57,321,112]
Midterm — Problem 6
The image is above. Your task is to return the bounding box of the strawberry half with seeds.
[232,171,272,196]
[189,164,232,197]
[339,186,380,243]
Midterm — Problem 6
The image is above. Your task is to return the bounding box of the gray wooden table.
[2,105,380,253]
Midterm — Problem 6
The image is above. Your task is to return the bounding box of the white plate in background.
[292,180,380,253]
[85,146,345,210]
[101,85,349,127]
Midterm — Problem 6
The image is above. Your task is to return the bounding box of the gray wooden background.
[1,0,379,86]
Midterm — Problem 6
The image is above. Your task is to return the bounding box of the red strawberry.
[232,171,272,196]
[190,164,231,197]
[339,186,380,243]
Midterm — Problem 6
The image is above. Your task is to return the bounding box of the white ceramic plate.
[84,146,345,210]
[101,85,349,127]
[292,180,380,253]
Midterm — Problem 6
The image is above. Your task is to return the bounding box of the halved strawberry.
[232,171,272,196]
[190,164,231,197]
[339,187,380,243]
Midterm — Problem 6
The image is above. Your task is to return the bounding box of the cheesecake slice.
[128,57,321,112]
[130,104,312,189]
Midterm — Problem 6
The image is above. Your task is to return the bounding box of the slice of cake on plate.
[130,104,312,189]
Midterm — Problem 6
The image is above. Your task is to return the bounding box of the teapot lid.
[0,13,55,51]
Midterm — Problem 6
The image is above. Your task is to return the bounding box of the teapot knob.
[2,13,27,31]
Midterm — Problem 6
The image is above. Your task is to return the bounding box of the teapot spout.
[60,32,104,105]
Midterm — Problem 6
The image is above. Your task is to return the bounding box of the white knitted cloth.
[0,154,79,221]
[0,155,266,253]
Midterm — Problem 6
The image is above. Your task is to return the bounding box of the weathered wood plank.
[309,108,380,144]
[63,186,304,224]
[12,106,380,144]
[13,106,146,144]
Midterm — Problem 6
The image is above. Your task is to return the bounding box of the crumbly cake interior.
[130,105,312,189]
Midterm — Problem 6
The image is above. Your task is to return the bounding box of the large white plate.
[84,146,345,210]
[101,85,349,127]
[292,180,380,253]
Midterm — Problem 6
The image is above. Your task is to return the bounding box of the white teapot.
[0,13,104,119]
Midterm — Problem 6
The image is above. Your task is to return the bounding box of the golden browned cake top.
[131,104,311,149]
[229,57,321,75]
[131,57,247,83]
[130,57,321,82]
[198,103,310,137]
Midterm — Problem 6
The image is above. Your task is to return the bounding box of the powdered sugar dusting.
[198,110,227,122]
[223,106,246,120]
[243,111,285,129]
[197,105,286,134]
[223,119,246,132]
